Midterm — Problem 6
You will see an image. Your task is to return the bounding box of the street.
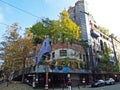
[74,83,120,90]
[0,81,120,90]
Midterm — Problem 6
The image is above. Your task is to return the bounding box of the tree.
[94,53,119,72]
[0,23,34,82]
[98,26,110,35]
[59,10,81,42]
[29,11,81,44]
[0,23,21,74]
[100,53,110,63]
[78,39,90,70]
[30,18,54,45]
[16,37,34,82]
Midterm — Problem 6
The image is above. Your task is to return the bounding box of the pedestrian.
[67,79,72,90]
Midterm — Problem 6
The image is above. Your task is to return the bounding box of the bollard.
[45,84,48,90]
[32,81,35,88]
[32,75,36,88]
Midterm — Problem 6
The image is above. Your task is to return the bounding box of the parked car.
[104,78,115,85]
[91,79,105,87]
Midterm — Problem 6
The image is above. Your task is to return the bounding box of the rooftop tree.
[59,10,81,42]
[29,10,81,45]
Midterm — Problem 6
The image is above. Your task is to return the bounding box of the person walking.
[67,79,72,90]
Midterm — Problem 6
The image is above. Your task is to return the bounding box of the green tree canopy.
[29,10,81,44]
[60,10,81,42]
[0,23,34,74]
[98,26,110,35]
[94,53,119,72]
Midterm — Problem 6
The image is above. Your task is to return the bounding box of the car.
[91,79,105,87]
[104,78,115,85]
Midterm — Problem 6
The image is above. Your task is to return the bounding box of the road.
[75,83,120,90]
[0,81,120,90]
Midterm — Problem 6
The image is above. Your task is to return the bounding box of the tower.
[68,0,91,41]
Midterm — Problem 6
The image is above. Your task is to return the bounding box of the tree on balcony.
[94,53,119,73]
[29,10,81,45]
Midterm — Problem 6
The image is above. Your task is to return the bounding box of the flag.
[36,37,52,64]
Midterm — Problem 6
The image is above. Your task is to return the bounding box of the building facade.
[68,0,91,41]
[21,0,120,88]
[68,0,120,81]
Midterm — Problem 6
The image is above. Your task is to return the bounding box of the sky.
[0,0,120,62]
[88,0,120,37]
[0,0,120,40]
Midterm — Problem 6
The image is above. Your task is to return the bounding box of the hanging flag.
[36,37,52,64]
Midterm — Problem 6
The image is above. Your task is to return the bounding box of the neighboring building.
[68,0,119,65]
[68,0,120,82]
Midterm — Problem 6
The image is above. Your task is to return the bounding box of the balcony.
[90,30,100,39]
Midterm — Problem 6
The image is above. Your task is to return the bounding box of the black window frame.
[60,50,67,56]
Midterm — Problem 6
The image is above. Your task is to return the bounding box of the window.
[52,52,55,58]
[60,50,67,56]
[79,53,82,59]
[83,55,86,61]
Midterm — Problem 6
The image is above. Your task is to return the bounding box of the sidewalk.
[0,81,91,90]
[0,81,34,90]
[48,85,92,90]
